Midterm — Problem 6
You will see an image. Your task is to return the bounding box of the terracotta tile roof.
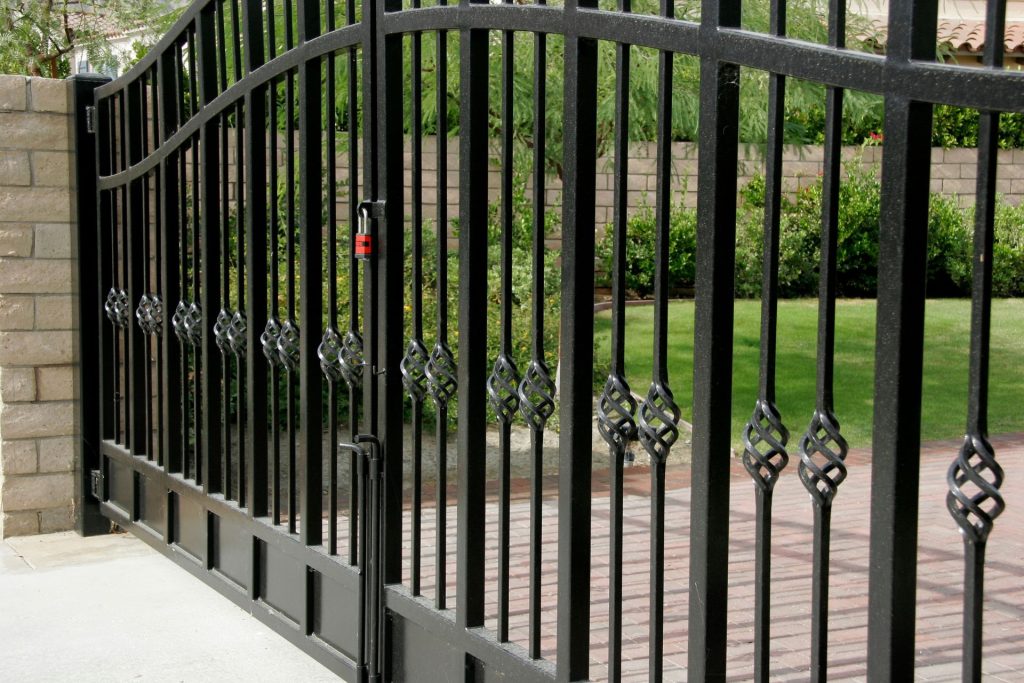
[63,0,184,39]
[864,20,1024,56]
[66,10,146,39]
[937,19,1024,54]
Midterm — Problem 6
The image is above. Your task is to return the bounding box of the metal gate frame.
[71,0,1020,680]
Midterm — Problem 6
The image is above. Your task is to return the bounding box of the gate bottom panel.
[97,441,363,680]
[383,586,556,682]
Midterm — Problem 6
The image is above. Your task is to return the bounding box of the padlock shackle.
[357,202,371,236]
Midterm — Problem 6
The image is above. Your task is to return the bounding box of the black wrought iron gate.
[70,0,1020,679]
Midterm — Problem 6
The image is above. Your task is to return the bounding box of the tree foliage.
[0,0,174,78]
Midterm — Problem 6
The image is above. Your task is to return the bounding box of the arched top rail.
[94,0,1024,190]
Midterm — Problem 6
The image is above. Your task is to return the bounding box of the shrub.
[735,165,883,298]
[992,201,1024,296]
[926,193,971,297]
[609,165,1024,301]
[931,106,1024,150]
[595,199,697,298]
[735,176,820,298]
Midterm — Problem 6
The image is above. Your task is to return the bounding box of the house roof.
[866,20,1024,55]
[66,10,143,40]
[936,19,1024,54]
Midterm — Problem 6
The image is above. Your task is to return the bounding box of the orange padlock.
[355,233,373,259]
[355,202,373,260]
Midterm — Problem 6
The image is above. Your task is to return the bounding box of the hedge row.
[597,165,1024,298]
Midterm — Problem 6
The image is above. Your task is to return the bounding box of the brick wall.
[0,76,78,538]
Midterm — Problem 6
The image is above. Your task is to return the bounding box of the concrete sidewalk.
[0,532,336,682]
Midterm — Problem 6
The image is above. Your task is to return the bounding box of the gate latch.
[89,469,103,500]
[355,201,385,261]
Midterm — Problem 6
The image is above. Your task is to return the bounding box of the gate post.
[70,73,111,537]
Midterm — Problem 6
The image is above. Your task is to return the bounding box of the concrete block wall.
[0,76,78,538]
[345,140,1024,239]
[217,136,1022,251]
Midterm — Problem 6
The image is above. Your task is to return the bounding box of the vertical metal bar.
[284,0,298,535]
[557,0,598,675]
[456,6,488,629]
[953,106,1003,682]
[139,72,154,463]
[942,4,1007,681]
[688,0,741,676]
[356,444,369,669]
[865,0,937,676]
[266,8,282,525]
[366,439,385,679]
[798,2,847,677]
[158,51,183,477]
[345,0,362,566]
[426,19,455,609]
[119,92,130,446]
[141,70,154,464]
[362,0,381,469]
[152,68,166,470]
[327,374,337,552]
[70,74,111,536]
[198,5,223,494]
[126,80,148,457]
[243,0,268,518]
[217,0,233,502]
[400,7,427,592]
[298,0,324,547]
[864,0,937,675]
[377,0,406,587]
[230,0,242,85]
[97,95,115,447]
[176,41,190,477]
[179,133,190,480]
[233,10,247,508]
[740,0,789,676]
[188,28,203,483]
[519,15,555,657]
[489,12,521,647]
[595,0,635,672]
[636,1,680,676]
[266,0,277,60]
[324,0,340,556]
[269,168,282,526]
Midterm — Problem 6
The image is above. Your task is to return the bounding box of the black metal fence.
[72,0,1019,679]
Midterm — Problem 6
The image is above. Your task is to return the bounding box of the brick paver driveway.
[354,434,1023,681]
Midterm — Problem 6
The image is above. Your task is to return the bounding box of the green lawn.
[594,299,1024,448]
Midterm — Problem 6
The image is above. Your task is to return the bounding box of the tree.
[393,0,885,179]
[0,1,174,78]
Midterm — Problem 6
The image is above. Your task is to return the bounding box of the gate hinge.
[85,105,97,134]
[89,469,103,500]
